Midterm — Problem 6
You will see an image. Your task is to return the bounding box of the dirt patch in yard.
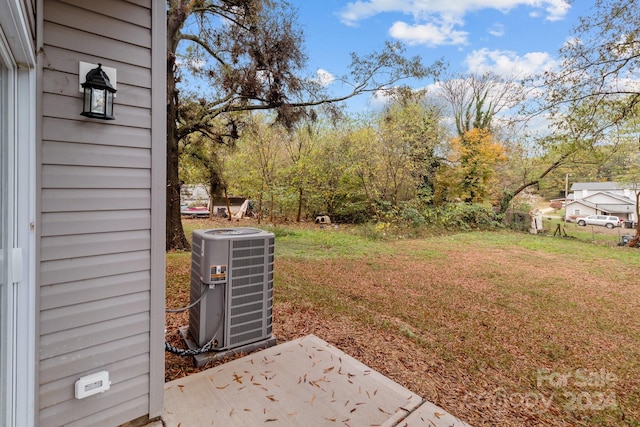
[166,220,640,426]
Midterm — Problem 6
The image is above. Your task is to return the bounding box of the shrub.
[550,200,563,210]
[357,202,502,239]
[431,203,502,231]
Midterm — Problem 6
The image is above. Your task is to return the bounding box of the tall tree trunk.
[207,167,224,219]
[270,193,275,223]
[257,192,263,225]
[629,190,640,248]
[296,187,303,222]
[166,140,189,250]
[166,53,190,250]
[166,2,190,251]
[224,187,232,221]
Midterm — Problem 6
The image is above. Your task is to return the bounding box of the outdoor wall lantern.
[81,63,116,120]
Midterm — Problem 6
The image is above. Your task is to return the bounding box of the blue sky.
[290,0,592,111]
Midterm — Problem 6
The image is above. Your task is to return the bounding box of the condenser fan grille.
[227,237,274,347]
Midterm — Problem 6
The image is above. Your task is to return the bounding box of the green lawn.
[167,219,640,426]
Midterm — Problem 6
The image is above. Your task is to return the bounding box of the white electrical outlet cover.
[75,371,111,399]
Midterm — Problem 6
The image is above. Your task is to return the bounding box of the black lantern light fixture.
[81,63,116,120]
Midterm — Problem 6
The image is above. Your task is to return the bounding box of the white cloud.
[464,48,559,77]
[613,77,640,93]
[175,58,206,72]
[488,23,505,37]
[370,86,393,108]
[388,14,469,46]
[189,59,206,71]
[543,0,570,21]
[340,0,570,25]
[314,69,336,86]
[339,0,570,46]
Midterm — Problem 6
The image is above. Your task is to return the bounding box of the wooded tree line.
[168,0,640,250]
[180,85,639,221]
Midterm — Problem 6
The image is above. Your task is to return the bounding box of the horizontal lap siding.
[40,271,150,310]
[40,376,150,427]
[41,210,151,236]
[39,353,149,408]
[40,251,151,286]
[42,165,151,189]
[39,1,155,426]
[42,188,150,212]
[40,230,151,260]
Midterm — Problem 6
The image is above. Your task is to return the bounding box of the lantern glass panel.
[105,91,114,117]
[90,88,106,115]
[83,86,92,114]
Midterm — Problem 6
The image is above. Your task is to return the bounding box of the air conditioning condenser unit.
[188,228,276,362]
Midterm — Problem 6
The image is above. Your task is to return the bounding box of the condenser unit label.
[210,265,227,282]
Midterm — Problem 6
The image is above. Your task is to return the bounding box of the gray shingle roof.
[570,182,623,191]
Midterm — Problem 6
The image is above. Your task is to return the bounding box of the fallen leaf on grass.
[169,222,640,427]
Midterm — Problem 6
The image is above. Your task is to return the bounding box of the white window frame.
[0,1,36,426]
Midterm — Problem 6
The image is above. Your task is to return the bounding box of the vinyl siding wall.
[37,1,165,425]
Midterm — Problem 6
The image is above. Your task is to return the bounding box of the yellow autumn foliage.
[437,128,507,204]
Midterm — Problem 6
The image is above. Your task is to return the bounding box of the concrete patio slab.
[162,334,470,426]
[398,400,472,426]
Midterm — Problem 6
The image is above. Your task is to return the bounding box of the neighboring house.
[1,1,165,426]
[565,182,638,223]
[571,181,637,201]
